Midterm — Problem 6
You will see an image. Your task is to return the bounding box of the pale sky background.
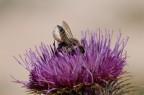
[0,0,144,95]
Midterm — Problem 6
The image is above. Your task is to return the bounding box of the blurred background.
[0,0,144,95]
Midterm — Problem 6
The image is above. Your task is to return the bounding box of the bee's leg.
[57,42,65,52]
[79,46,85,53]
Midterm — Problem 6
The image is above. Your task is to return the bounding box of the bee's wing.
[62,21,73,38]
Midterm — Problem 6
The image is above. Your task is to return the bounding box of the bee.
[53,21,85,54]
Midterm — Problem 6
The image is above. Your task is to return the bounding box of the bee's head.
[53,25,65,42]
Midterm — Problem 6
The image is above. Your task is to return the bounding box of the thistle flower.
[14,30,135,95]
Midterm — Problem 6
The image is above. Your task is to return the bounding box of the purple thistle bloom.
[14,30,129,95]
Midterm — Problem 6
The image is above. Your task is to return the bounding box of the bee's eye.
[60,28,63,32]
[60,28,65,34]
[57,25,65,34]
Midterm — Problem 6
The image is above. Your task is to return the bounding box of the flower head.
[14,30,132,95]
